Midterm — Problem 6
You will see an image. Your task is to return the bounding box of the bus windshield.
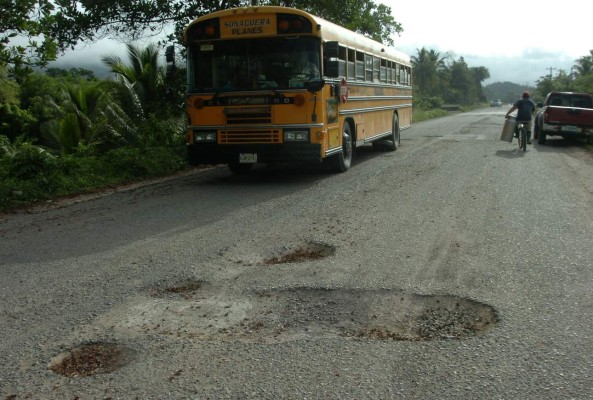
[188,36,321,92]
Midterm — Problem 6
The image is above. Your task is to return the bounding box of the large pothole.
[49,342,137,377]
[225,288,499,342]
[99,286,498,343]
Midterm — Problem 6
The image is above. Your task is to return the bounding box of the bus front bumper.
[187,143,323,166]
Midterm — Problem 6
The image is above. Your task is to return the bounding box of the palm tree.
[411,47,446,96]
[42,80,137,154]
[573,52,593,77]
[102,44,164,116]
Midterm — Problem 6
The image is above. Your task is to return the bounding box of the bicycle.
[516,122,527,151]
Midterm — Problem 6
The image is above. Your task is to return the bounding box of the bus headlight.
[284,130,309,141]
[194,131,217,142]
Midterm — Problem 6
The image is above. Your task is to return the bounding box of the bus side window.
[356,51,364,81]
[365,54,373,81]
[347,48,355,80]
[380,59,387,83]
[324,41,347,78]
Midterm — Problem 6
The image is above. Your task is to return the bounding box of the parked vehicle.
[534,91,593,144]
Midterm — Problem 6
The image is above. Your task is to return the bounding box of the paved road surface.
[1,108,593,399]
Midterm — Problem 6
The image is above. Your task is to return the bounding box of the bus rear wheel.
[372,114,400,151]
[332,122,353,172]
[385,114,400,151]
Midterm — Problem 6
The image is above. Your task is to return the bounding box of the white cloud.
[383,0,591,84]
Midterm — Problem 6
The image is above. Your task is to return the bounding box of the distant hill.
[483,81,537,105]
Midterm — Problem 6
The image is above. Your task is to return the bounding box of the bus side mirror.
[304,79,325,93]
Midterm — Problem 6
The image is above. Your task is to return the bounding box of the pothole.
[49,342,137,377]
[223,288,499,342]
[263,242,335,265]
[90,287,498,343]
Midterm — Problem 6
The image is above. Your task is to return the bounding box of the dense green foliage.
[534,50,593,98]
[411,48,490,109]
[0,139,186,211]
[0,44,187,213]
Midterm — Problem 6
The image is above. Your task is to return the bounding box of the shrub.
[0,103,37,141]
[103,146,186,179]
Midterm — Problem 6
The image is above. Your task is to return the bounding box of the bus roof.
[183,6,410,65]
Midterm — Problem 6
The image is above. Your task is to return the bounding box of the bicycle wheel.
[520,126,527,151]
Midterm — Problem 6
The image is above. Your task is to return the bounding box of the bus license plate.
[239,153,257,163]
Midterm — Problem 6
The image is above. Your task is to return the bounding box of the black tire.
[533,120,540,140]
[520,127,527,151]
[538,131,547,145]
[332,122,353,172]
[385,114,400,151]
[228,162,253,175]
[372,114,400,151]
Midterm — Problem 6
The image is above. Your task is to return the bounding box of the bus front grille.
[219,130,281,144]
[225,107,272,124]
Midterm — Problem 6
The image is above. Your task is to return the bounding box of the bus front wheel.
[332,122,353,172]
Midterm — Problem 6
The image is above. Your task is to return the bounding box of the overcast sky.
[53,0,591,86]
[383,0,591,85]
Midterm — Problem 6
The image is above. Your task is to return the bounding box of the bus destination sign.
[221,15,276,38]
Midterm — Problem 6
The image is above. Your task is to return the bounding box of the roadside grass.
[412,108,448,123]
[0,146,187,213]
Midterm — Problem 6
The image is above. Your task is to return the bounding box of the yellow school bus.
[181,6,412,173]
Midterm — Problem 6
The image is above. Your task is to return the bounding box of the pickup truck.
[534,91,593,144]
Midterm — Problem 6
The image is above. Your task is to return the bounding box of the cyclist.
[505,91,536,144]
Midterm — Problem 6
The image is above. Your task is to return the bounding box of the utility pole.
[548,67,557,80]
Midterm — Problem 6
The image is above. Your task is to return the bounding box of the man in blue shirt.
[506,91,537,144]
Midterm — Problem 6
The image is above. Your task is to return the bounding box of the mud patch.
[150,280,211,300]
[49,342,136,377]
[263,241,335,265]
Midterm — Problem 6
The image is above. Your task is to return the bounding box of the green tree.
[573,50,593,77]
[1,0,58,82]
[46,1,401,52]
[42,80,136,154]
[448,57,475,105]
[45,67,97,81]
[411,47,446,96]
[470,66,490,103]
[102,43,165,116]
